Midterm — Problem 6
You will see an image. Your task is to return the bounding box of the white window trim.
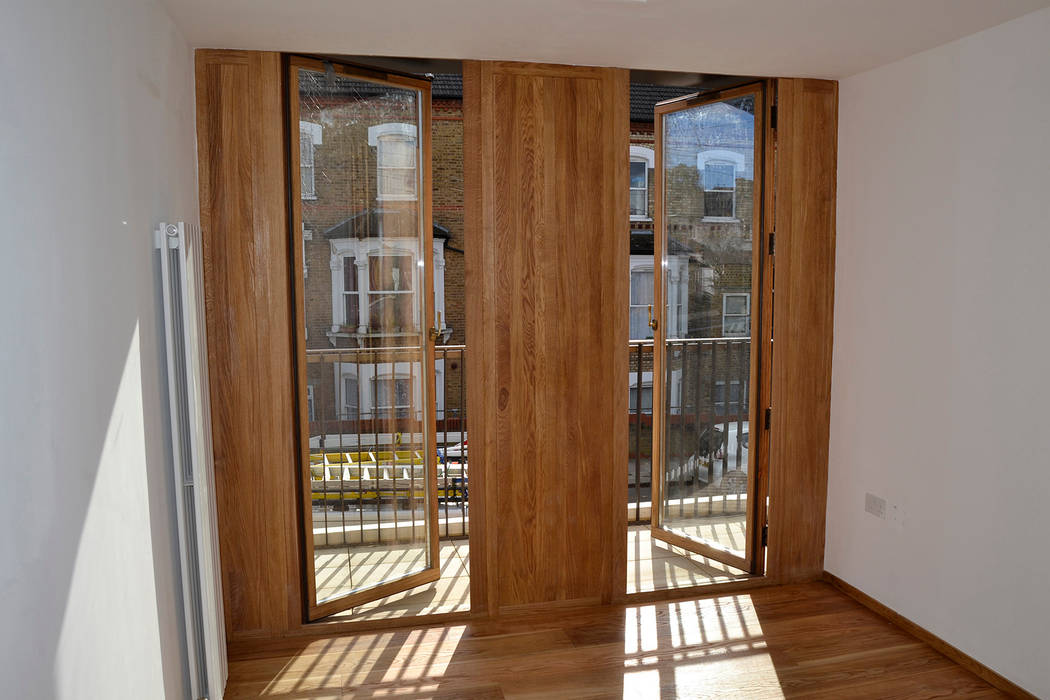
[722,292,751,338]
[368,122,418,202]
[629,265,655,340]
[629,146,654,221]
[306,384,316,422]
[697,148,744,222]
[329,238,445,343]
[299,121,322,200]
[629,254,688,339]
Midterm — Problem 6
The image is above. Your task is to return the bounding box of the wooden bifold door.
[288,57,442,620]
[650,83,771,575]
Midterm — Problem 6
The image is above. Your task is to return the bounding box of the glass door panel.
[652,86,765,573]
[289,58,440,619]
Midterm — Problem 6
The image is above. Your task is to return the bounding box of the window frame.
[713,379,743,417]
[367,252,417,334]
[722,292,751,337]
[703,159,736,220]
[342,256,359,331]
[629,266,655,340]
[629,146,655,221]
[368,122,419,202]
[697,148,746,222]
[342,375,360,420]
[373,374,412,419]
[299,121,322,200]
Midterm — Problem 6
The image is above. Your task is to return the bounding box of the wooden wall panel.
[766,78,838,582]
[464,61,629,611]
[194,50,301,639]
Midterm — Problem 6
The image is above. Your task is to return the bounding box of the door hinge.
[769,104,777,130]
[762,524,769,547]
[764,407,772,430]
[768,231,775,256]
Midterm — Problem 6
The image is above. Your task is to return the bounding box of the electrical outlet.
[865,492,886,519]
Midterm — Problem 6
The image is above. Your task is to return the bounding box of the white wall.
[829,7,1050,696]
[0,0,200,697]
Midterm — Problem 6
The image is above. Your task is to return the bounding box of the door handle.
[429,311,443,343]
[648,304,659,331]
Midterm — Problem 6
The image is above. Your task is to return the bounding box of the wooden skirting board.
[822,572,1035,699]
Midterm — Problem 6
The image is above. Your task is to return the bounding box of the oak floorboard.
[224,582,1008,699]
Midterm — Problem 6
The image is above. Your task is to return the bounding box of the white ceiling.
[162,0,1050,78]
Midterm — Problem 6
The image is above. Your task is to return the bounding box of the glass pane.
[704,162,734,190]
[296,68,433,605]
[382,136,417,168]
[630,188,648,217]
[630,160,647,188]
[630,270,654,306]
[629,306,651,340]
[661,94,756,557]
[724,294,747,316]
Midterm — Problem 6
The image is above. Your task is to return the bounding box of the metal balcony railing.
[306,338,750,547]
[629,337,751,524]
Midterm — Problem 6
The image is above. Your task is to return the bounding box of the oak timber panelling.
[766,78,838,581]
[194,50,300,639]
[463,61,629,611]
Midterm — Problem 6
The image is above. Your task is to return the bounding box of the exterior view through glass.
[660,93,757,557]
[296,68,435,604]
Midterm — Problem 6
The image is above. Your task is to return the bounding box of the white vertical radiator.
[156,222,227,700]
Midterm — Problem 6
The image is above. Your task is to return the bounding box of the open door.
[288,57,441,620]
[651,84,768,575]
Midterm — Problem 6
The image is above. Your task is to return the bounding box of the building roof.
[431,74,463,100]
[628,83,696,123]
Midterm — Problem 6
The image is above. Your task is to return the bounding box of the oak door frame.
[286,54,441,621]
[650,82,771,576]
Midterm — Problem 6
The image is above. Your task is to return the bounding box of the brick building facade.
[295,71,754,448]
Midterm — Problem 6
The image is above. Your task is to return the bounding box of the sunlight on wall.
[54,325,166,696]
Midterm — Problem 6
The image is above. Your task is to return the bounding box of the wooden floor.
[225,582,1007,698]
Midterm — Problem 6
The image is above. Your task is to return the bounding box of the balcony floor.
[628,520,750,594]
[326,539,471,622]
[318,523,749,621]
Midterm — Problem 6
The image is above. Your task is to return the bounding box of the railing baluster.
[374,357,382,545]
[442,347,449,539]
[309,338,760,548]
[632,342,642,524]
[355,371,363,546]
[409,358,416,544]
[710,339,720,519]
[460,347,468,534]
